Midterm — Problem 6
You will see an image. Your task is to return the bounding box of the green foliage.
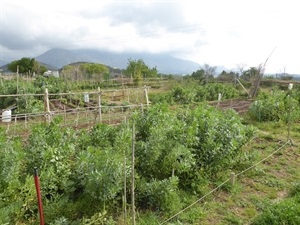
[76,145,124,202]
[195,83,239,101]
[124,58,158,85]
[33,75,72,94]
[240,67,260,81]
[0,131,37,223]
[15,95,44,113]
[249,88,300,122]
[148,92,173,104]
[149,83,239,104]
[80,63,109,80]
[134,104,195,180]
[172,86,196,104]
[25,118,77,194]
[290,182,300,197]
[251,197,300,225]
[0,100,255,223]
[133,103,255,193]
[184,106,255,175]
[7,57,37,74]
[217,70,238,82]
[137,176,182,214]
[191,68,206,84]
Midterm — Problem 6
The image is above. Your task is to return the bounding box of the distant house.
[43,70,59,78]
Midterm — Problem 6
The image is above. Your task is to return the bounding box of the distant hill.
[35,48,201,74]
[0,60,8,67]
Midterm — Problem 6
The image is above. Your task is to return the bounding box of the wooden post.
[16,65,19,94]
[131,121,136,225]
[217,93,222,107]
[230,172,236,186]
[108,108,111,124]
[144,85,149,107]
[127,89,130,102]
[123,141,127,223]
[97,87,102,122]
[76,111,79,127]
[14,116,17,136]
[63,105,66,126]
[85,109,89,126]
[44,88,51,124]
[25,114,27,129]
[121,69,124,90]
[287,95,291,141]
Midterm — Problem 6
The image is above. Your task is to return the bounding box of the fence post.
[144,85,149,107]
[14,116,17,136]
[25,114,27,129]
[76,111,79,127]
[33,167,45,225]
[287,95,291,141]
[108,108,111,124]
[217,93,222,107]
[63,105,66,126]
[230,172,236,186]
[97,87,102,122]
[131,121,136,225]
[44,88,51,124]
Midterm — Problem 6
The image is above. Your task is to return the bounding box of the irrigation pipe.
[160,139,291,225]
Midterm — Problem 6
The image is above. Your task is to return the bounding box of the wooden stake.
[144,85,149,107]
[131,121,136,225]
[98,87,102,122]
[44,88,51,124]
[230,172,236,186]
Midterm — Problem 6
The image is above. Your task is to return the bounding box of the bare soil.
[210,99,254,114]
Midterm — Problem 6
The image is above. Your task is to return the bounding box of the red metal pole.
[34,167,45,225]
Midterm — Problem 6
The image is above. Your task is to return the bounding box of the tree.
[80,63,109,81]
[203,64,216,83]
[32,62,47,75]
[217,70,238,82]
[81,63,109,81]
[236,63,247,77]
[61,62,109,81]
[240,67,259,80]
[124,59,158,85]
[191,69,205,84]
[7,57,38,75]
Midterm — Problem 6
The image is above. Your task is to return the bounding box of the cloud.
[0,0,299,73]
[102,2,187,33]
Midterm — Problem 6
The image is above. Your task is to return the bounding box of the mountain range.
[0,60,8,67]
[35,48,201,74]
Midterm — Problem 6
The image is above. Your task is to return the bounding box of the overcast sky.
[1,0,299,74]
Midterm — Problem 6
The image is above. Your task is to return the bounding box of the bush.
[251,198,300,225]
[249,88,300,122]
[137,176,182,214]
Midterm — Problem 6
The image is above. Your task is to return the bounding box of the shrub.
[251,198,300,225]
[249,89,300,122]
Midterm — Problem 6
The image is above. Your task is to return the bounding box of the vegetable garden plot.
[0,86,150,136]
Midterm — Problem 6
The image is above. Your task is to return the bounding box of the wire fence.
[0,86,150,136]
[160,139,291,225]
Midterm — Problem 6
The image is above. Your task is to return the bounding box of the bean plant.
[0,103,255,224]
